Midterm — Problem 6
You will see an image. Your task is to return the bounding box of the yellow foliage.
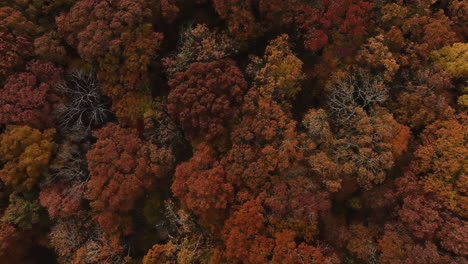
[248,34,304,103]
[458,94,468,107]
[357,35,399,82]
[432,43,468,79]
[0,126,55,192]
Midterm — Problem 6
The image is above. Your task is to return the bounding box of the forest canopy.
[0,0,466,263]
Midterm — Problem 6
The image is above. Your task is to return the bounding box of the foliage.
[432,43,468,79]
[247,34,305,105]
[0,6,38,80]
[172,143,233,227]
[0,60,62,129]
[296,0,373,52]
[0,0,466,262]
[1,192,40,229]
[163,24,238,75]
[0,222,31,263]
[168,59,248,141]
[85,123,158,235]
[0,125,55,192]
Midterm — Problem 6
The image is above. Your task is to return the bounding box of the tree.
[151,0,180,24]
[399,196,442,240]
[432,43,468,79]
[0,6,38,80]
[221,196,337,264]
[257,0,302,31]
[56,0,164,124]
[168,59,248,141]
[211,0,261,39]
[263,176,331,243]
[222,93,306,192]
[0,60,62,129]
[96,23,163,124]
[1,192,40,230]
[0,222,31,263]
[1,0,75,24]
[33,31,67,64]
[411,114,467,216]
[143,104,188,161]
[246,34,305,105]
[356,34,399,82]
[85,123,158,235]
[39,182,84,219]
[221,197,273,263]
[172,143,233,227]
[39,132,90,219]
[346,224,378,263]
[402,10,458,52]
[143,242,177,264]
[56,0,154,64]
[48,217,130,264]
[162,24,239,76]
[302,108,333,145]
[0,125,55,192]
[302,109,342,192]
[377,224,456,264]
[296,0,373,52]
[326,69,388,124]
[143,200,215,264]
[333,107,408,189]
[377,114,467,263]
[389,69,455,130]
[432,43,468,108]
[448,0,467,37]
[55,70,112,132]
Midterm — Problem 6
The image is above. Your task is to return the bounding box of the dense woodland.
[0,0,467,263]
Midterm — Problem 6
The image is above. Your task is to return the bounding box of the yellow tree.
[432,43,468,107]
[247,34,304,106]
[0,126,55,192]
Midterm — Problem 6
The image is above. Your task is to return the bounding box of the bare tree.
[56,70,111,132]
[327,69,388,124]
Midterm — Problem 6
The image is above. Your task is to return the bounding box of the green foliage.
[1,192,40,230]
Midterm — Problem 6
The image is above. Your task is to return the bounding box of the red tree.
[296,0,373,52]
[0,222,31,263]
[172,143,233,227]
[85,123,158,235]
[168,59,248,141]
[0,7,38,80]
[0,61,62,129]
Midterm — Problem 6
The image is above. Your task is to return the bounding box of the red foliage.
[85,123,158,235]
[221,197,273,263]
[0,222,31,263]
[0,61,62,129]
[0,7,38,79]
[296,0,373,51]
[221,196,338,264]
[399,196,442,240]
[57,0,164,124]
[168,59,247,141]
[56,0,153,63]
[39,183,84,219]
[211,0,260,39]
[171,143,234,227]
[152,0,180,24]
